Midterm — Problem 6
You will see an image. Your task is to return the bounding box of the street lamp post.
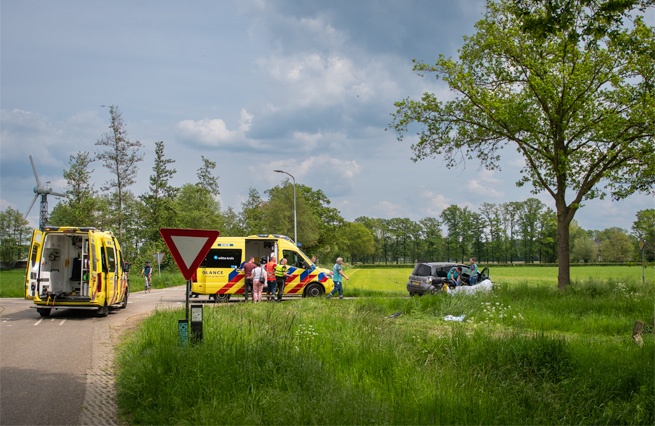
[274,169,297,244]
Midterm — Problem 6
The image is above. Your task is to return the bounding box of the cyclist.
[141,260,152,293]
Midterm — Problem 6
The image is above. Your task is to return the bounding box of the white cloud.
[419,188,451,216]
[376,200,406,218]
[176,108,253,148]
[467,169,504,198]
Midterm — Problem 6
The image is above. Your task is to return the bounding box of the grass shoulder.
[115,279,654,425]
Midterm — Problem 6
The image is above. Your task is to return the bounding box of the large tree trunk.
[556,204,576,288]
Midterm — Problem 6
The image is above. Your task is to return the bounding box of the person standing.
[252,260,267,303]
[274,258,291,302]
[265,256,277,301]
[469,258,479,286]
[326,257,349,299]
[241,257,257,302]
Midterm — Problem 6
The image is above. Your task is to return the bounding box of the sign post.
[153,252,165,278]
[639,240,645,285]
[160,228,220,345]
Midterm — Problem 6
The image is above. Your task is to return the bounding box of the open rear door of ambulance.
[25,229,43,300]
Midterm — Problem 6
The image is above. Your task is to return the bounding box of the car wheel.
[97,302,109,317]
[120,287,129,309]
[213,293,230,303]
[37,308,51,318]
[428,286,440,295]
[304,283,325,297]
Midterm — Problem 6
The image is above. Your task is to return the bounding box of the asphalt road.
[0,286,316,426]
[0,286,193,426]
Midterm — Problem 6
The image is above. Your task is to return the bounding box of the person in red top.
[265,256,277,302]
[241,257,257,302]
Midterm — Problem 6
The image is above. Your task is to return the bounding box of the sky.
[1,0,653,234]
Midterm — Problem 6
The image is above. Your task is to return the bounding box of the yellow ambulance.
[193,234,334,301]
[25,226,129,317]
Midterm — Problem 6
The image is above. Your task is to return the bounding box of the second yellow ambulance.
[192,234,334,301]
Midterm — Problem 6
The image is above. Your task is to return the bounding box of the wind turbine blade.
[51,191,66,198]
[30,155,41,187]
[24,194,39,218]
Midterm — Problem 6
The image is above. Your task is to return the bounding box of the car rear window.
[412,264,432,277]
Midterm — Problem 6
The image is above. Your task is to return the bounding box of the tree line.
[1,106,652,269]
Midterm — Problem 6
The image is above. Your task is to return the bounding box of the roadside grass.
[116,279,654,425]
[129,270,185,293]
[0,269,26,297]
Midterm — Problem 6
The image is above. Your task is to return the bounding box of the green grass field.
[116,278,654,425]
[344,264,654,296]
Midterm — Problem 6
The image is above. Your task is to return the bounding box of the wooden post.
[632,321,644,347]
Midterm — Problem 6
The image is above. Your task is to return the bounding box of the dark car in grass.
[406,262,490,296]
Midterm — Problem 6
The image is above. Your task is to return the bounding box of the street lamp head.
[274,169,283,173]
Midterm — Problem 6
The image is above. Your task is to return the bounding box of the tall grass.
[116,279,654,425]
[0,269,26,297]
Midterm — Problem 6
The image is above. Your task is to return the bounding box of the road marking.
[34,319,43,326]
[59,319,66,325]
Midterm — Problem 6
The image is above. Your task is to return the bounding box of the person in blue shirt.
[327,257,349,299]
[447,266,462,287]
[469,258,479,286]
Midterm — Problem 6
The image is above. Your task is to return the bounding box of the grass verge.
[116,279,654,425]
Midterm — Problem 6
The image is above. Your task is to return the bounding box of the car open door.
[25,229,43,299]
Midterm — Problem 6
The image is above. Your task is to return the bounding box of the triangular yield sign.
[160,228,220,280]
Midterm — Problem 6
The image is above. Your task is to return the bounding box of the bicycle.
[144,274,152,293]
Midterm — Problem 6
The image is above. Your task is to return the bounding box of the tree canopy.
[390,0,655,287]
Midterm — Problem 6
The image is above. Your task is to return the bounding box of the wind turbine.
[24,155,65,230]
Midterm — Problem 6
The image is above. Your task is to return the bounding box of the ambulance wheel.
[37,308,51,318]
[120,288,129,309]
[304,283,324,298]
[213,294,230,303]
[97,302,109,317]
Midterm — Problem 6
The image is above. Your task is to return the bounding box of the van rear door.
[25,229,43,299]
[100,236,117,304]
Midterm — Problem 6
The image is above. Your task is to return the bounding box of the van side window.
[106,246,116,272]
[101,247,108,273]
[282,250,305,268]
[201,249,242,268]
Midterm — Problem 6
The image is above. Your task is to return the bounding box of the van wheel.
[37,308,51,318]
[304,283,324,298]
[213,294,230,303]
[120,288,129,309]
[97,302,109,317]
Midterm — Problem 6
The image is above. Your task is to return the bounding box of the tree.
[0,207,31,266]
[390,0,655,287]
[197,155,220,197]
[265,182,320,248]
[140,141,177,241]
[500,202,523,263]
[240,187,266,235]
[597,227,634,262]
[174,184,221,230]
[571,234,597,263]
[632,209,655,262]
[479,202,503,262]
[342,222,375,263]
[418,217,443,261]
[519,198,546,263]
[95,105,143,245]
[49,151,99,227]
